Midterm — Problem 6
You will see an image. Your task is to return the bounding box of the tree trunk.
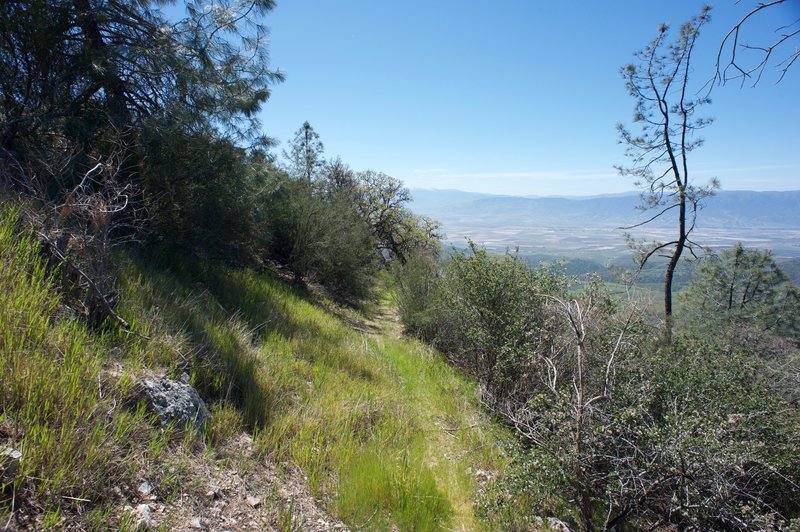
[73,0,130,122]
[663,191,687,342]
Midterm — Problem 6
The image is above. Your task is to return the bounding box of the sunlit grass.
[0,207,150,512]
[119,253,510,529]
[1,204,511,529]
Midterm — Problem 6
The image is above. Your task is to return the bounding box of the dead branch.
[38,231,130,330]
[713,0,800,88]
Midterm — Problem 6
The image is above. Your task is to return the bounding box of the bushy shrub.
[137,124,264,264]
[484,313,800,530]
[391,248,442,339]
[432,243,567,397]
[307,195,379,301]
[587,335,800,529]
[263,177,378,302]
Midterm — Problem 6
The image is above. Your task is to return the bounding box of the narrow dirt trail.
[364,298,404,339]
[357,298,501,531]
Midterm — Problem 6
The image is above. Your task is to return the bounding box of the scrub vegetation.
[1,1,799,530]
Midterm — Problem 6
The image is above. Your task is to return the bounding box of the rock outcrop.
[139,373,209,430]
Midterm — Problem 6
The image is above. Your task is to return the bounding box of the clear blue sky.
[257,0,799,196]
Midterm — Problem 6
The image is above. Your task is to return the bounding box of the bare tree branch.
[712,0,800,88]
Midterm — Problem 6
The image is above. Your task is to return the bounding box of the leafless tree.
[1,137,146,328]
[491,288,797,529]
[493,289,637,531]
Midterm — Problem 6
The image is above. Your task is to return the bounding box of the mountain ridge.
[408,188,800,257]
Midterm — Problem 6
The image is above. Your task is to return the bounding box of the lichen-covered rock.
[139,374,209,430]
[135,504,153,529]
[1,447,22,479]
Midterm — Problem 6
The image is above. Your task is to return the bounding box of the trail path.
[358,298,500,531]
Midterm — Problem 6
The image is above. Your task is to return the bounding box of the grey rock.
[139,374,210,430]
[533,516,572,531]
[134,503,153,529]
[205,484,222,500]
[0,447,21,479]
[137,481,153,498]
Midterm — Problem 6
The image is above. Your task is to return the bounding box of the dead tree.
[2,140,146,329]
[494,289,636,531]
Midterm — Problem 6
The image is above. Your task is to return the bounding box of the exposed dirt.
[2,432,349,531]
[124,433,350,531]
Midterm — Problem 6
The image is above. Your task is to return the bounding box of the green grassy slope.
[0,206,513,530]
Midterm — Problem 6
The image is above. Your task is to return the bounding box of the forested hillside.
[2,1,800,531]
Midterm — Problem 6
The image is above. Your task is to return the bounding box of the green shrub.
[138,124,266,264]
[391,249,442,340]
[495,330,800,530]
[599,335,800,529]
[264,177,378,302]
[427,242,567,397]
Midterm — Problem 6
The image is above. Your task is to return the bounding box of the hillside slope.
[0,206,513,530]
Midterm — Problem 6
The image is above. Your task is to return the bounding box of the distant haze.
[409,189,800,259]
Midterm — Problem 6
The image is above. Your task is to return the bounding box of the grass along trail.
[363,306,507,529]
[0,204,512,529]
[116,259,513,530]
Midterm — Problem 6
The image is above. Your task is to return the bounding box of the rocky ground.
[120,433,349,531]
[1,367,349,532]
[3,431,348,531]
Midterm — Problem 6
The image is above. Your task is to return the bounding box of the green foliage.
[138,124,267,263]
[0,207,149,512]
[391,249,442,339]
[0,202,507,528]
[599,336,800,529]
[679,243,800,342]
[0,0,282,147]
[476,307,800,530]
[476,447,571,531]
[120,250,507,530]
[263,175,379,301]
[432,242,567,396]
[398,240,800,529]
[0,0,284,267]
[321,156,357,197]
[354,170,441,264]
[335,447,452,531]
[282,121,325,182]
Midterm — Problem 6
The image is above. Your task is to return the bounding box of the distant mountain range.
[408,189,800,258]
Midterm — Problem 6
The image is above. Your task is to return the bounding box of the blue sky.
[258,1,799,196]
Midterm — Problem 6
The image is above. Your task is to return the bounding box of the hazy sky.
[258,1,799,196]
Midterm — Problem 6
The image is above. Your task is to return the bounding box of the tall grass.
[119,253,511,530]
[1,204,511,529]
[0,208,148,511]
